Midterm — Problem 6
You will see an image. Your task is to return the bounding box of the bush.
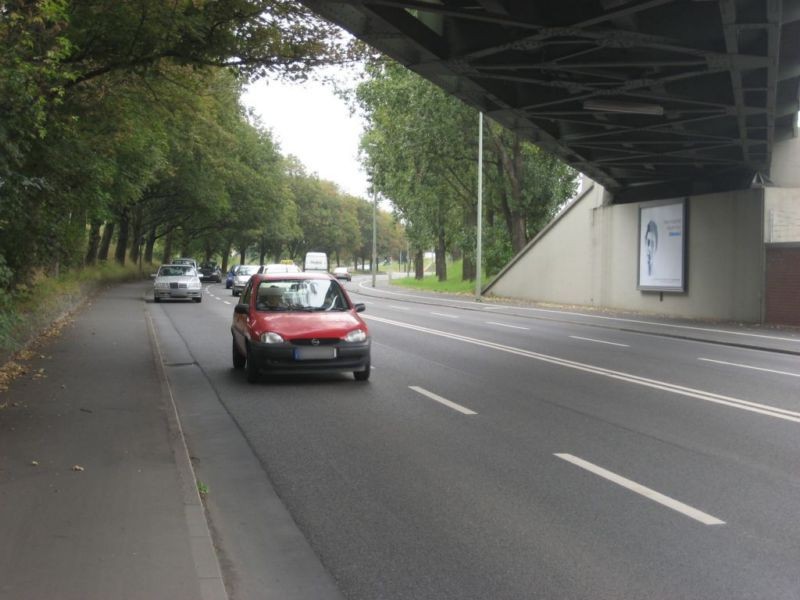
[0,261,152,362]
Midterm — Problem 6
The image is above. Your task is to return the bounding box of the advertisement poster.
[638,200,687,292]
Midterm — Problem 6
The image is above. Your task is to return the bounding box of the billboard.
[638,200,687,292]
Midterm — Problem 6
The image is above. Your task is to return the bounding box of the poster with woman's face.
[638,200,686,292]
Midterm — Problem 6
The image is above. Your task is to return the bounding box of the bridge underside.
[302,0,800,203]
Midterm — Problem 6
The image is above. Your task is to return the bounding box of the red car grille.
[292,338,339,346]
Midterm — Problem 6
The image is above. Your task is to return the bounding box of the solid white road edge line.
[409,386,477,415]
[555,453,725,526]
[364,315,800,423]
[487,321,530,330]
[698,357,800,378]
[356,281,800,344]
[570,335,630,348]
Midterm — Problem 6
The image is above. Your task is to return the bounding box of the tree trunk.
[489,126,529,255]
[114,210,129,265]
[510,214,527,254]
[238,244,247,265]
[436,216,447,282]
[414,249,424,280]
[462,208,476,281]
[220,240,232,273]
[162,229,174,264]
[97,222,115,261]
[144,226,156,264]
[85,220,102,265]
[128,209,143,264]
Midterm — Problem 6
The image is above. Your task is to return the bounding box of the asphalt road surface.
[148,276,800,600]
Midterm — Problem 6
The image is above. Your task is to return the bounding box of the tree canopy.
[0,0,383,287]
[353,59,578,280]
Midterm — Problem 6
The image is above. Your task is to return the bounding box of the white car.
[153,264,203,303]
[259,263,301,275]
[332,267,351,281]
[231,264,261,296]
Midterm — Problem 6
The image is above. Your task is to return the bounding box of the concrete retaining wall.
[485,183,765,322]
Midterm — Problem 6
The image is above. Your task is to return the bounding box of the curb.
[145,308,229,600]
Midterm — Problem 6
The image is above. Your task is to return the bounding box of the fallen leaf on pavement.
[31,460,39,466]
[71,465,85,472]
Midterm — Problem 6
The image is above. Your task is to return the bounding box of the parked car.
[231,264,260,296]
[259,263,301,275]
[332,266,351,282]
[199,262,223,283]
[226,265,240,289]
[152,264,203,303]
[231,272,370,383]
[172,257,198,270]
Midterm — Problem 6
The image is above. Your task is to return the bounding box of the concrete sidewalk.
[0,283,226,600]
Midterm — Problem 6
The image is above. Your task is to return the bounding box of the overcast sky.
[242,73,369,199]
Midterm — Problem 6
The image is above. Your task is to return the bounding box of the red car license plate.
[293,347,337,360]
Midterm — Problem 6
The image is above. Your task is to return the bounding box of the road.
[149,276,800,600]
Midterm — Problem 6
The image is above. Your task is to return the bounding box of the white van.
[303,251,329,273]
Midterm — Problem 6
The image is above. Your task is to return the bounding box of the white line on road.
[389,305,411,311]
[698,357,800,378]
[570,335,630,348]
[487,321,530,330]
[409,386,477,415]
[223,301,232,305]
[431,312,459,319]
[555,454,725,526]
[364,315,800,423]
[356,282,800,344]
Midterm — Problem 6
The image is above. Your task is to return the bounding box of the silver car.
[231,265,261,296]
[153,264,203,302]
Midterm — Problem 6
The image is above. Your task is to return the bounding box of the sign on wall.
[638,199,687,292]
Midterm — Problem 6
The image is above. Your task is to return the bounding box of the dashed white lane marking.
[698,357,800,378]
[487,321,530,330]
[389,305,411,311]
[364,315,800,423]
[223,301,232,305]
[570,335,630,348]
[555,454,725,525]
[409,386,477,415]
[431,312,459,319]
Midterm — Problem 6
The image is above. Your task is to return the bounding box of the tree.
[0,0,364,286]
[355,61,477,281]
[354,58,578,280]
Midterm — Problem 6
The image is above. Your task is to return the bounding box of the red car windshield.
[255,279,348,312]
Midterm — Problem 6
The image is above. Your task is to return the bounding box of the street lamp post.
[475,111,483,302]
[371,181,377,288]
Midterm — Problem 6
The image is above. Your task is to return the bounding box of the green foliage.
[0,261,148,357]
[354,59,578,279]
[0,0,370,288]
[483,223,515,277]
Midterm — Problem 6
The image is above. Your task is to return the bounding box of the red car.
[231,272,371,382]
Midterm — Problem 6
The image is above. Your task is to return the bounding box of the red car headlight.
[344,329,367,343]
[260,332,285,344]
